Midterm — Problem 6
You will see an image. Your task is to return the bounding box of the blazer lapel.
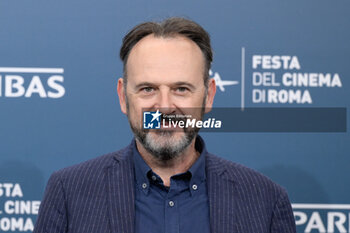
[105,147,135,233]
[206,153,237,233]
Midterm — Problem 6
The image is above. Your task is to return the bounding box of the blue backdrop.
[0,0,349,232]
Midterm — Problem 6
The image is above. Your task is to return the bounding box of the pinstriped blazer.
[34,142,296,233]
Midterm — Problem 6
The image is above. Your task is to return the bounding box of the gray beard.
[125,92,206,161]
[130,124,198,162]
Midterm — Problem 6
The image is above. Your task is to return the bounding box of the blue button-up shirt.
[133,136,210,233]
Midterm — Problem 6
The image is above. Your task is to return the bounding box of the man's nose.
[155,89,174,113]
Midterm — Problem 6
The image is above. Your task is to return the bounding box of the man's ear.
[204,78,216,113]
[117,78,127,115]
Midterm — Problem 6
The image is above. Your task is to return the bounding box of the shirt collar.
[132,135,207,196]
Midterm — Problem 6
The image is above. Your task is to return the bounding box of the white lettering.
[0,218,10,231]
[0,183,23,197]
[0,74,65,98]
[25,75,47,98]
[282,73,342,87]
[282,73,293,86]
[24,218,34,231]
[252,55,300,70]
[298,73,308,86]
[195,120,203,128]
[268,89,278,103]
[10,218,23,231]
[12,183,23,197]
[271,56,281,69]
[0,217,34,231]
[48,75,65,98]
[214,121,222,128]
[252,56,262,69]
[252,89,265,103]
[294,211,307,225]
[301,90,312,104]
[262,56,271,69]
[278,89,288,103]
[203,119,210,128]
[4,200,40,214]
[253,72,263,86]
[309,73,318,87]
[319,73,331,87]
[289,56,301,69]
[5,75,25,97]
[252,72,279,86]
[186,119,196,128]
[305,212,326,233]
[267,89,312,104]
[178,121,184,128]
[327,212,347,233]
[331,73,342,87]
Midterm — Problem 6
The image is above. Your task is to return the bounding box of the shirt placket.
[164,181,180,233]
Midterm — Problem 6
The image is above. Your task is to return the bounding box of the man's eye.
[176,87,188,92]
[141,87,154,93]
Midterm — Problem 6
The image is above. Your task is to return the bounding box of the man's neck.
[135,138,199,187]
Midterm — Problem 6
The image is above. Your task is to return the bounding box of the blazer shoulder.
[52,145,131,182]
[206,153,288,198]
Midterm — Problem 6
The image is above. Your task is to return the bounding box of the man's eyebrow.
[134,82,156,89]
[172,82,196,89]
[133,81,197,89]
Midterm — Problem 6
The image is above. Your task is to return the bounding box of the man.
[34,17,296,233]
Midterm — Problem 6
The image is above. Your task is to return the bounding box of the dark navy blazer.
[34,142,296,233]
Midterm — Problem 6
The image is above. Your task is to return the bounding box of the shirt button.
[168,201,175,207]
[192,184,198,190]
[151,175,157,181]
[142,183,147,189]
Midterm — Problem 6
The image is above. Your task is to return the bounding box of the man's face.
[117,34,216,160]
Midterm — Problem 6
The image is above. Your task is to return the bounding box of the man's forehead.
[125,34,205,79]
